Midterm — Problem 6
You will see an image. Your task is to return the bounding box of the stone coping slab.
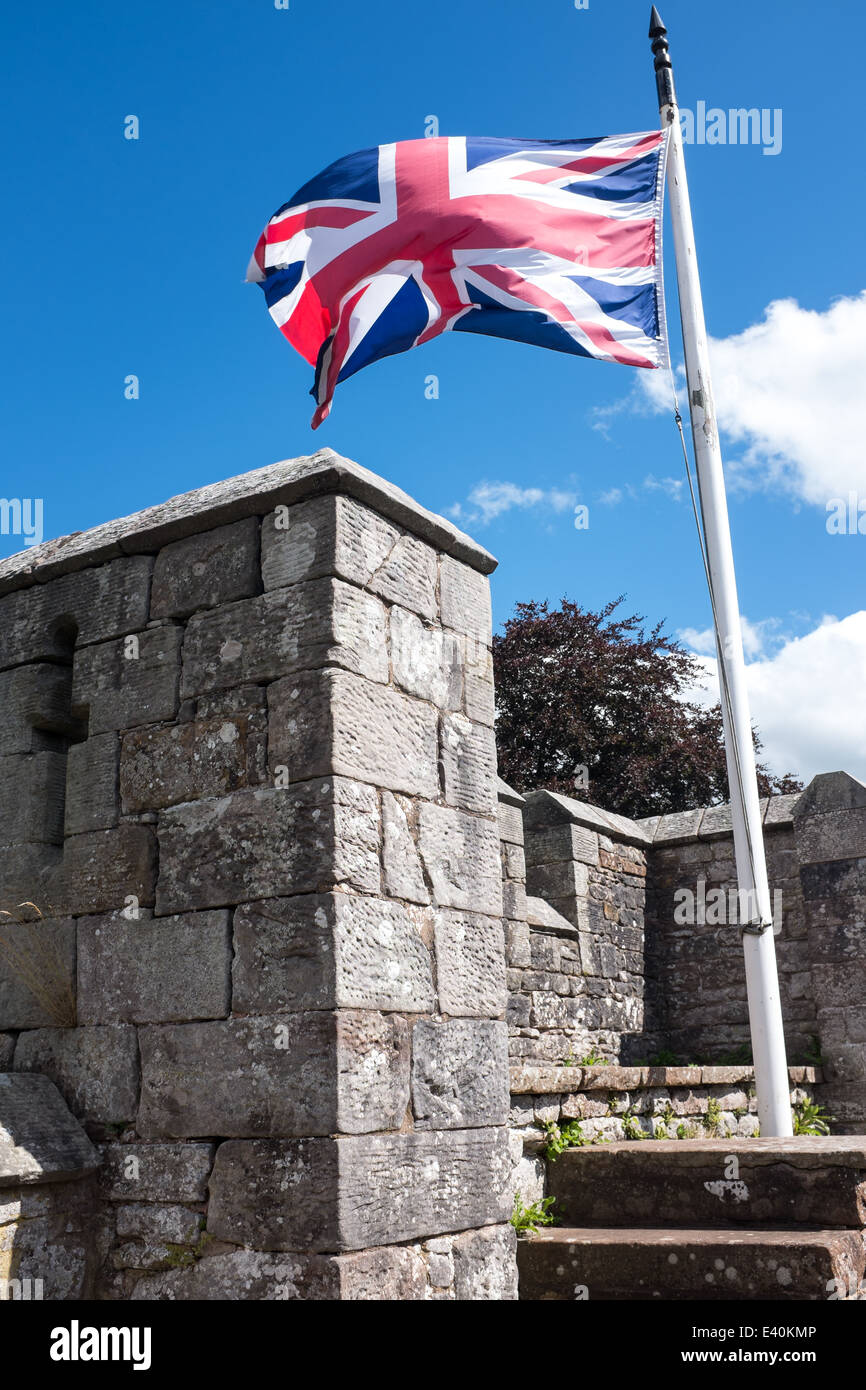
[497,778,525,808]
[635,792,802,844]
[525,897,577,935]
[0,449,497,594]
[509,1064,821,1095]
[522,790,651,847]
[0,1073,102,1186]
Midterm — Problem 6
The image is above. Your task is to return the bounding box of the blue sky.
[2,0,864,782]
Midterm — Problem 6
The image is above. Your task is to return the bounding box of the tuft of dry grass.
[0,901,76,1027]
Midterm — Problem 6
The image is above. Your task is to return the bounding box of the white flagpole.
[649,7,793,1136]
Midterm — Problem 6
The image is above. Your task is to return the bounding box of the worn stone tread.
[518,1226,866,1300]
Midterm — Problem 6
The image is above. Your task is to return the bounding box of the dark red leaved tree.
[492,597,802,819]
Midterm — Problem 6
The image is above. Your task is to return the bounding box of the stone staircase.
[518,1137,866,1300]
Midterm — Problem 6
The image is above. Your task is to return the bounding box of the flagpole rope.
[668,370,769,928]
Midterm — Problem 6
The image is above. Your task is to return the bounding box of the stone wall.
[0,450,517,1300]
[499,778,866,1133]
[505,788,649,1065]
[639,796,817,1065]
[793,773,866,1132]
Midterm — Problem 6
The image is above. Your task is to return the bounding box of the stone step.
[547,1137,866,1229]
[518,1227,866,1301]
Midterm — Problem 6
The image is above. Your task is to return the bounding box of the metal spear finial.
[649,6,677,111]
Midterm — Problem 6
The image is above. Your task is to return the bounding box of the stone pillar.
[0,450,516,1300]
[794,772,866,1133]
[521,791,649,1062]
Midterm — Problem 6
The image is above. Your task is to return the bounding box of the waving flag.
[247,132,669,428]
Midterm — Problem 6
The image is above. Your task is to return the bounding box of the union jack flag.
[247,132,669,428]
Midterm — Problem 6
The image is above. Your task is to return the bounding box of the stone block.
[0,916,76,1029]
[503,880,527,921]
[381,791,429,904]
[232,893,434,1015]
[337,1245,427,1300]
[418,803,502,916]
[0,751,67,845]
[524,821,599,867]
[71,626,182,734]
[0,556,152,671]
[206,1138,340,1250]
[0,842,62,908]
[156,778,379,914]
[336,1129,511,1250]
[799,859,866,903]
[412,1019,509,1128]
[390,605,461,709]
[525,858,589,904]
[268,668,439,798]
[0,1073,100,1185]
[120,712,266,812]
[440,555,492,643]
[150,517,261,618]
[0,663,81,755]
[433,910,508,1017]
[77,910,231,1024]
[180,578,388,697]
[452,1224,518,1300]
[505,921,531,968]
[811,964,866,1012]
[13,1025,139,1125]
[115,1203,204,1244]
[131,1247,340,1301]
[260,493,438,620]
[97,1143,214,1202]
[497,798,525,847]
[796,808,866,865]
[439,712,498,814]
[335,1010,410,1134]
[209,1128,510,1253]
[51,824,157,915]
[462,636,496,727]
[64,734,120,835]
[137,1010,409,1138]
[196,683,267,718]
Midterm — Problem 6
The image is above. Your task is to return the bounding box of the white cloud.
[447,480,577,527]
[680,611,866,783]
[679,616,780,660]
[643,473,684,502]
[639,291,866,505]
[598,487,623,505]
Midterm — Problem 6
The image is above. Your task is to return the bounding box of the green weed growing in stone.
[542,1119,588,1161]
[792,1100,833,1136]
[803,1036,825,1068]
[578,1049,606,1066]
[704,1096,724,1136]
[622,1113,647,1141]
[511,1194,556,1235]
